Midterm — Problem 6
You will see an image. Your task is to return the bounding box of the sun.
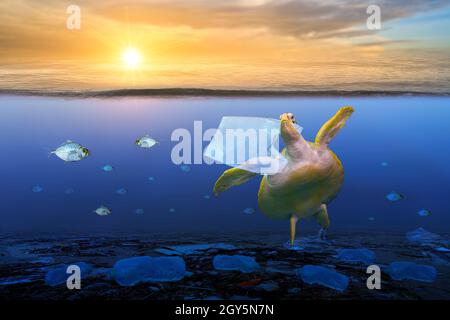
[122,47,142,69]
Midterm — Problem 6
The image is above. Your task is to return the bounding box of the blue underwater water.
[0,95,449,235]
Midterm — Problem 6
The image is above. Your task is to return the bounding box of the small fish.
[180,165,191,172]
[64,188,74,194]
[116,188,127,195]
[94,205,111,216]
[169,208,176,213]
[386,191,404,202]
[51,140,90,162]
[417,209,432,217]
[32,185,43,193]
[369,217,375,221]
[135,135,158,149]
[102,165,114,172]
[148,176,155,182]
[381,161,388,167]
[244,207,255,215]
[135,208,144,215]
[203,194,211,200]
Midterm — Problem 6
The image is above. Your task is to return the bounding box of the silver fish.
[94,205,111,216]
[51,140,90,162]
[135,135,158,149]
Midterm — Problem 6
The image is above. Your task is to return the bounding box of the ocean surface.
[0,94,449,299]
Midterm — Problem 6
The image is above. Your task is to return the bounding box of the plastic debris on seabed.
[406,228,442,245]
[296,265,349,292]
[386,261,437,283]
[213,254,260,273]
[112,256,186,286]
[155,243,237,256]
[203,116,302,175]
[336,248,376,264]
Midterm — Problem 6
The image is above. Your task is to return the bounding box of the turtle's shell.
[257,142,344,220]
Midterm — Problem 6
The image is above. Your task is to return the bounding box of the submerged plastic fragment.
[296,265,349,292]
[203,116,302,175]
[406,228,441,245]
[45,262,93,286]
[112,256,186,286]
[213,255,260,273]
[336,248,376,264]
[155,243,237,255]
[386,261,437,282]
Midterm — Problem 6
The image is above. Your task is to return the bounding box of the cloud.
[93,0,450,39]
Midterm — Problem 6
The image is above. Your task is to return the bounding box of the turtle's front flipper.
[213,168,258,196]
[315,204,330,240]
[315,106,354,148]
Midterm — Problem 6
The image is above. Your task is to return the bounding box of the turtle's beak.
[280,113,296,124]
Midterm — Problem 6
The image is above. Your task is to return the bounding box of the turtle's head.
[279,113,296,124]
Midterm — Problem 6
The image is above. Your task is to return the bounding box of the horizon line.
[0,88,448,98]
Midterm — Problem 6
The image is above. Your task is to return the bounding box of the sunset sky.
[0,0,449,92]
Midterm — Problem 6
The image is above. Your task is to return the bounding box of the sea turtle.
[213,106,354,245]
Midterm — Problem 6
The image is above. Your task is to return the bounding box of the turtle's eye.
[287,113,296,123]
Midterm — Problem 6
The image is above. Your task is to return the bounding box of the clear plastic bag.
[204,117,302,175]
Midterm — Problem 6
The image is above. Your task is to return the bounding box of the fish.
[135,135,158,149]
[94,206,111,216]
[180,165,191,172]
[244,207,255,215]
[51,140,89,162]
[135,208,144,215]
[102,165,114,172]
[386,191,404,202]
[32,185,43,193]
[116,188,127,195]
[417,209,432,217]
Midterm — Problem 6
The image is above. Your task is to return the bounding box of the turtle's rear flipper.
[315,106,354,147]
[213,168,258,196]
[315,204,330,240]
[290,215,299,246]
